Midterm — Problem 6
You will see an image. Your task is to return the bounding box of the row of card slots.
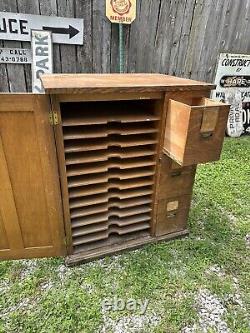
[69,186,153,246]
[63,122,158,140]
[65,145,156,165]
[70,195,152,219]
[68,166,155,188]
[61,102,159,251]
[69,185,153,209]
[66,157,156,177]
[72,217,151,245]
[68,177,154,199]
[62,108,160,126]
[64,136,157,153]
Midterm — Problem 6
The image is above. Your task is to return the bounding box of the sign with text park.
[31,30,53,93]
[106,0,136,24]
[0,11,83,45]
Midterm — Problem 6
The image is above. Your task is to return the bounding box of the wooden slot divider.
[67,167,155,187]
[72,221,151,245]
[72,212,150,233]
[70,196,153,219]
[68,177,154,198]
[69,186,154,209]
[66,158,156,177]
[62,109,160,126]
[72,214,151,238]
[65,147,156,165]
[64,137,157,153]
[63,122,158,139]
[71,205,152,228]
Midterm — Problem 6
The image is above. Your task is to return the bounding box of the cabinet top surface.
[41,73,215,94]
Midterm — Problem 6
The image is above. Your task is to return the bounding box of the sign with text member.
[106,0,136,24]
[212,53,250,137]
[31,30,53,93]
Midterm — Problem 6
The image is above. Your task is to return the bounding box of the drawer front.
[157,155,196,199]
[155,194,192,236]
[163,97,229,166]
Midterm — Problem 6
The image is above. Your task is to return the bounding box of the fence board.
[0,0,26,92]
[92,0,111,73]
[58,0,77,74]
[18,0,40,92]
[127,0,143,73]
[39,0,62,76]
[0,0,249,92]
[75,0,93,73]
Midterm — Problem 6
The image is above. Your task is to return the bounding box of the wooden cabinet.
[0,74,229,264]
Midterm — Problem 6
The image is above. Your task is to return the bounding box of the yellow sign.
[106,0,136,24]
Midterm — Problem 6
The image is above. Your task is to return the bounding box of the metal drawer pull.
[170,170,182,177]
[166,211,177,218]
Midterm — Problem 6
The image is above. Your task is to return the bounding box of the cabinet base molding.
[65,229,189,266]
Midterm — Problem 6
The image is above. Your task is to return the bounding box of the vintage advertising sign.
[0,11,83,45]
[212,53,250,136]
[31,30,53,93]
[106,0,136,24]
[242,102,250,134]
[0,47,31,64]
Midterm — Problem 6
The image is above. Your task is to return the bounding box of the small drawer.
[157,155,196,200]
[163,97,229,166]
[155,194,192,236]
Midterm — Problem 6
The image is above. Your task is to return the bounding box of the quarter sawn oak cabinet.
[0,74,229,265]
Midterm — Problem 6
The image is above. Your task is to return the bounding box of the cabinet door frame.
[0,94,66,260]
[50,95,74,255]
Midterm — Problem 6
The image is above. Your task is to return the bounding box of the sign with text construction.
[0,47,31,63]
[0,11,83,45]
[106,0,136,24]
[32,30,53,93]
[212,53,250,136]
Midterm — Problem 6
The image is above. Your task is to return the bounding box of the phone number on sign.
[1,56,30,63]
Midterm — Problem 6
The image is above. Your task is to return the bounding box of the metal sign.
[224,90,244,137]
[106,0,136,24]
[212,53,250,136]
[0,47,31,64]
[32,30,53,93]
[0,11,83,45]
[243,102,250,134]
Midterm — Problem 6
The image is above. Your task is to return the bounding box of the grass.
[0,137,249,333]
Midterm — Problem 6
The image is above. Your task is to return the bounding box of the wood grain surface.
[41,73,215,94]
[0,94,66,259]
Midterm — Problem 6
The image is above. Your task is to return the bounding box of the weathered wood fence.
[0,0,250,92]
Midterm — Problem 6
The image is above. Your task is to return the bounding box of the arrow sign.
[0,11,83,45]
[43,25,79,39]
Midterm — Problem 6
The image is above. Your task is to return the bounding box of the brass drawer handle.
[200,131,213,138]
[166,211,177,218]
[166,200,179,218]
[171,170,182,177]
